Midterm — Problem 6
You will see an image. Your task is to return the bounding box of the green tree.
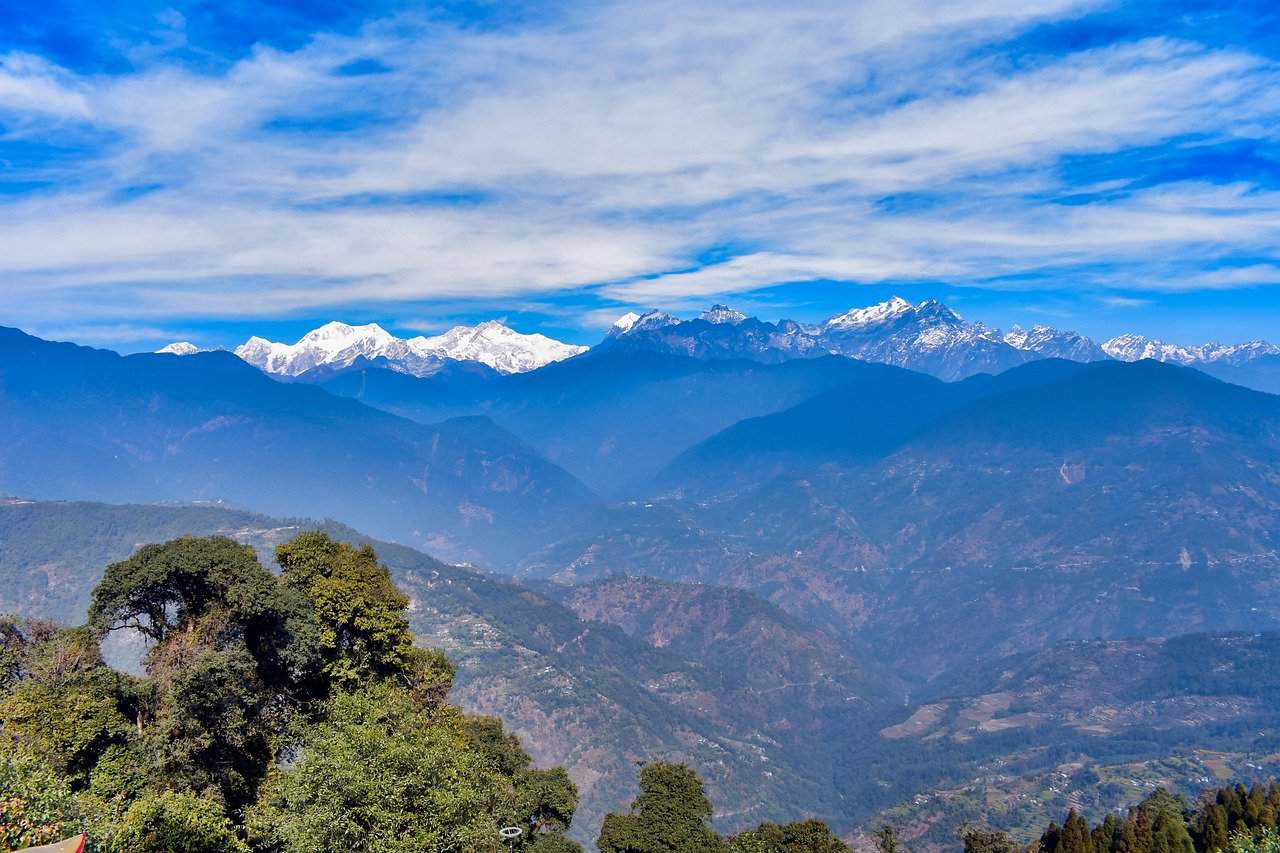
[1093,814,1121,853]
[86,536,326,809]
[729,818,850,851]
[0,625,132,785]
[275,533,416,690]
[874,824,900,853]
[597,762,728,853]
[1197,805,1230,853]
[0,738,85,851]
[1,532,587,852]
[1049,810,1096,853]
[111,789,246,853]
[963,826,1019,853]
[247,682,499,852]
[88,537,278,645]
[515,768,580,837]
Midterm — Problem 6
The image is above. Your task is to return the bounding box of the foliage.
[275,533,416,690]
[0,624,132,786]
[247,682,497,852]
[597,762,728,853]
[1013,783,1280,853]
[599,762,849,853]
[0,533,584,853]
[874,824,899,853]
[728,818,851,852]
[111,790,247,853]
[88,537,277,645]
[1225,828,1280,853]
[0,738,84,851]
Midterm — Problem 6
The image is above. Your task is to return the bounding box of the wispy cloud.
[0,0,1278,338]
[1097,296,1154,308]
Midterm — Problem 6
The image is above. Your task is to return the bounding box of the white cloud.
[0,53,90,119]
[0,0,1278,329]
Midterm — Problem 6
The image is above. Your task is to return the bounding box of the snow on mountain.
[611,312,643,334]
[817,297,1029,380]
[823,296,914,330]
[1102,334,1280,366]
[235,320,585,377]
[410,320,587,374]
[1101,334,1200,365]
[156,342,201,356]
[608,310,680,337]
[1004,325,1107,362]
[699,304,747,325]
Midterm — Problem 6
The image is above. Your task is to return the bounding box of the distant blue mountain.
[0,326,595,567]
[316,350,902,493]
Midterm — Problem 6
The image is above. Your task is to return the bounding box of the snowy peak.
[1101,334,1280,366]
[611,312,643,334]
[235,320,585,377]
[156,342,201,356]
[1102,334,1200,365]
[1005,325,1107,361]
[298,321,394,352]
[409,321,587,375]
[699,304,747,325]
[609,310,679,337]
[823,296,914,330]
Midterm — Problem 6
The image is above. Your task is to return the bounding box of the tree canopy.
[0,533,584,852]
[597,761,849,853]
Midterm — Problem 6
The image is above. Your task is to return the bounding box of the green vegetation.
[0,533,584,852]
[969,782,1280,853]
[597,761,848,852]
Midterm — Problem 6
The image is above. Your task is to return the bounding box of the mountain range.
[6,499,1280,850]
[0,326,593,566]
[8,314,1280,849]
[157,296,1280,392]
[599,297,1278,387]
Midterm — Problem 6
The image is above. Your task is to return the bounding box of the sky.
[1,0,1279,351]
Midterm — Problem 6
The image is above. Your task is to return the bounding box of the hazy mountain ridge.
[316,351,887,493]
[0,326,596,567]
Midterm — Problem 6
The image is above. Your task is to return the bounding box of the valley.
[3,309,1280,849]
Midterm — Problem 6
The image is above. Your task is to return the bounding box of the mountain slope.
[818,297,1033,379]
[654,358,1280,571]
[531,360,1280,679]
[0,499,884,842]
[0,327,595,566]
[854,632,1280,850]
[318,352,887,493]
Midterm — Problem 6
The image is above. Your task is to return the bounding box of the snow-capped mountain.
[155,342,202,356]
[1101,334,1280,366]
[607,310,679,337]
[822,295,915,330]
[235,320,586,378]
[599,305,821,362]
[818,298,1031,380]
[1004,325,1107,362]
[419,320,588,374]
[700,304,748,325]
[597,297,1117,380]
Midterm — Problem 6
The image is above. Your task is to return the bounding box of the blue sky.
[2,0,1279,351]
